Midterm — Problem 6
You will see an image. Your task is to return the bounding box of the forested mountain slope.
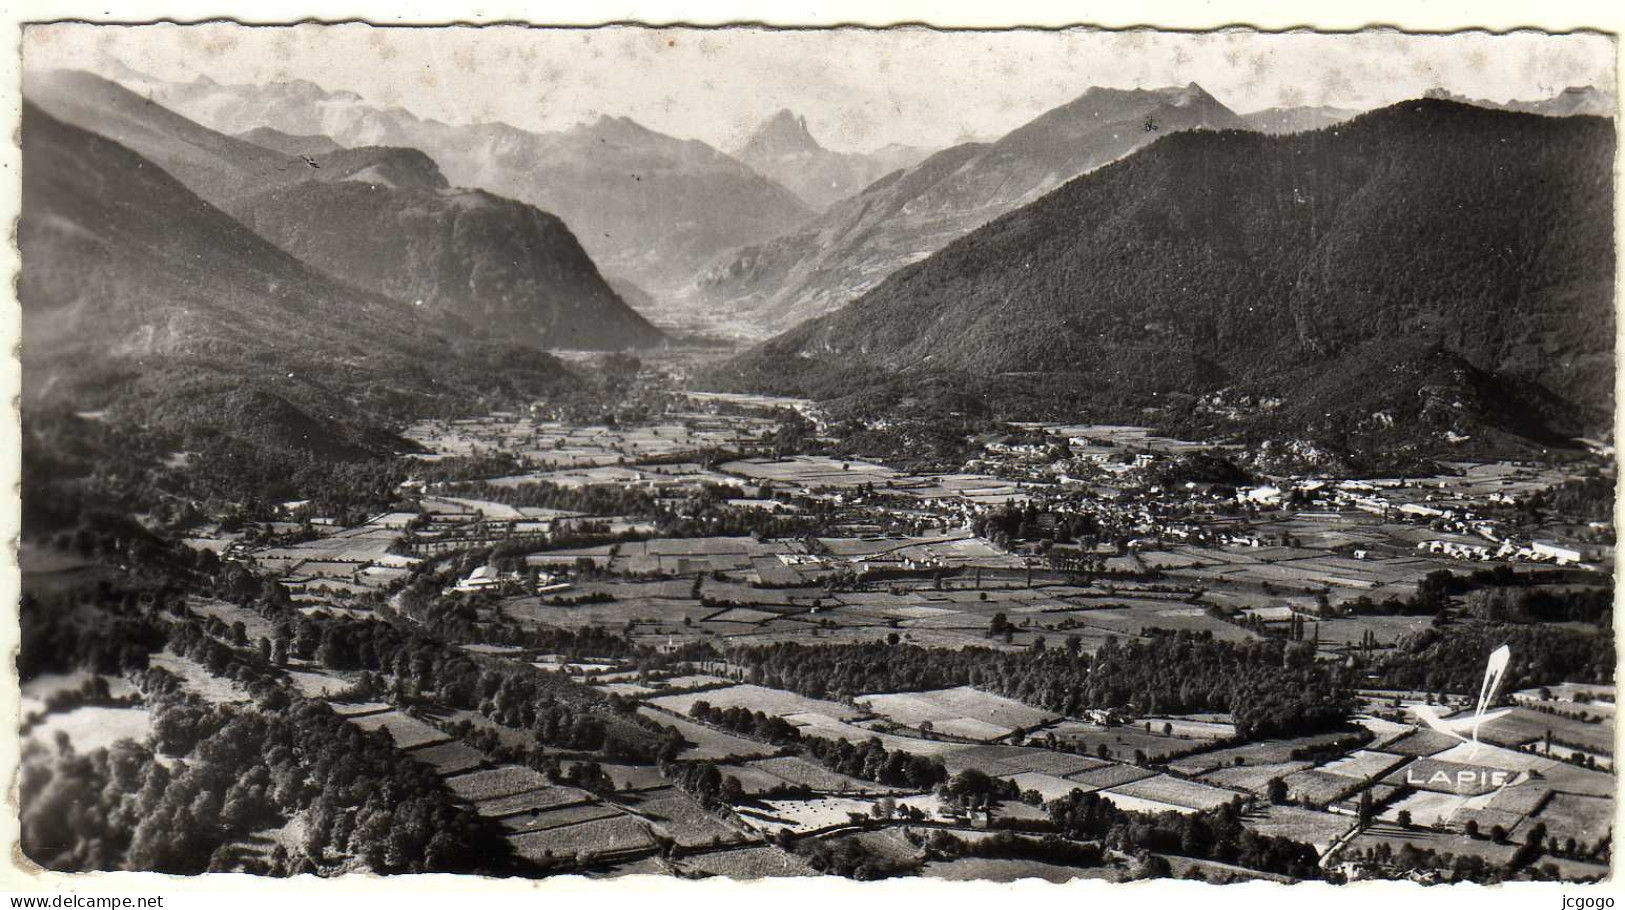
[708,100,1615,456]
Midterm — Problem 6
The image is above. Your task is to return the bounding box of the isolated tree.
[1267,777,1288,805]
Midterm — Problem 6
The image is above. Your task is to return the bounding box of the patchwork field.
[508,815,658,862]
[1319,749,1407,781]
[1530,792,1615,848]
[943,744,1109,777]
[1167,732,1363,776]
[1199,760,1313,795]
[471,784,595,818]
[1046,720,1198,763]
[1065,763,1157,790]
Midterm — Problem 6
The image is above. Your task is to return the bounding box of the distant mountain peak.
[1165,81,1217,106]
[738,108,823,157]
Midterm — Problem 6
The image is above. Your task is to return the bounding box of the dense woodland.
[21,679,511,875]
[715,633,1357,740]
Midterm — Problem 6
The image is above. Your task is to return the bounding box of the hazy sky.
[23,23,1618,153]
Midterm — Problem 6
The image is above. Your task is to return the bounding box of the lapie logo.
[1411,644,1510,757]
[1405,766,1515,790]
[1406,644,1519,793]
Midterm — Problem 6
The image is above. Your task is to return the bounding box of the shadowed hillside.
[29,69,665,351]
[19,102,578,458]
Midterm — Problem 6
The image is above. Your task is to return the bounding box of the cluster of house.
[1414,537,1590,566]
[449,565,573,595]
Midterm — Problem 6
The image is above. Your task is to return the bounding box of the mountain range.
[707,100,1615,457]
[733,109,935,210]
[1426,84,1616,118]
[136,73,815,295]
[690,84,1250,335]
[26,69,664,351]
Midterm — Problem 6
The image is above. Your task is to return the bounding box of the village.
[27,377,1598,882]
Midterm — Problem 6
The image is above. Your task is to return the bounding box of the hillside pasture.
[635,708,777,761]
[1530,792,1614,848]
[27,705,151,754]
[500,802,622,834]
[148,653,250,704]
[471,784,595,818]
[445,766,553,804]
[1239,805,1352,849]
[746,756,897,793]
[508,815,658,863]
[631,790,747,846]
[855,686,1056,741]
[347,710,452,750]
[677,845,816,878]
[1103,774,1241,812]
[1199,761,1313,795]
[784,712,969,757]
[738,796,877,834]
[409,740,488,776]
[1045,720,1195,762]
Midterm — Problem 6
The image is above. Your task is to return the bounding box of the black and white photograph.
[5,11,1619,890]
